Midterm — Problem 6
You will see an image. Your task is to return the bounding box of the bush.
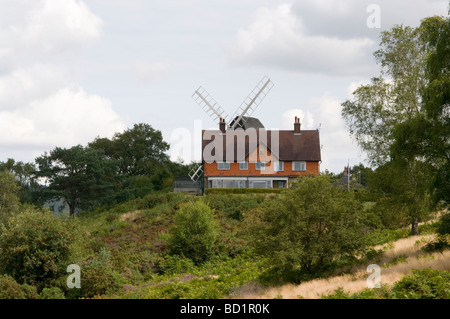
[0,274,24,299]
[39,287,65,299]
[205,188,282,195]
[391,269,450,299]
[437,212,450,236]
[79,265,123,298]
[251,174,367,282]
[168,201,219,264]
[204,194,265,220]
[0,208,82,286]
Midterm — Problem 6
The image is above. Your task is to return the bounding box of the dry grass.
[119,210,142,222]
[241,234,450,299]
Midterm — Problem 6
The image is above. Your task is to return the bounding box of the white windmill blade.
[230,76,274,129]
[188,163,203,182]
[192,86,230,124]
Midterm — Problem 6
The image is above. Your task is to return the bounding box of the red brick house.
[201,116,321,189]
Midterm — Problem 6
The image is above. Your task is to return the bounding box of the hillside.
[69,192,448,299]
[243,234,450,299]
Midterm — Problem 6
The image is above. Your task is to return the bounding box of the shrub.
[436,212,450,236]
[0,274,24,299]
[39,287,65,299]
[21,283,39,299]
[168,201,219,264]
[391,269,450,299]
[251,174,367,282]
[205,188,282,195]
[0,208,82,286]
[158,255,196,275]
[79,265,123,298]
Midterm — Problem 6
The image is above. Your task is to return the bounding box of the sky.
[0,0,448,173]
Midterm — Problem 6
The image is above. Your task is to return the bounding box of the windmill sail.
[192,86,230,124]
[188,163,203,182]
[230,76,273,129]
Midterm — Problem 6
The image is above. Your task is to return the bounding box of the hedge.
[204,188,283,195]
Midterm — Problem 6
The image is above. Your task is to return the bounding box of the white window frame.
[255,161,266,170]
[275,161,284,172]
[292,161,306,171]
[239,161,248,170]
[217,162,230,170]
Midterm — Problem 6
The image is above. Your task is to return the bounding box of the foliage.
[250,174,367,282]
[78,265,124,298]
[168,201,219,264]
[89,123,170,177]
[205,188,282,195]
[0,171,21,228]
[342,22,426,166]
[204,193,265,220]
[322,269,450,299]
[0,274,25,299]
[0,208,82,286]
[34,145,119,216]
[0,159,41,204]
[367,160,435,233]
[437,212,450,236]
[39,287,66,299]
[391,269,450,299]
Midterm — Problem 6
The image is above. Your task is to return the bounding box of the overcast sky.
[0,0,448,173]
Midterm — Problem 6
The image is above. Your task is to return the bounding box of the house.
[201,116,321,189]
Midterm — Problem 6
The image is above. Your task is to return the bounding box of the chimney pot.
[294,116,301,133]
[219,117,226,133]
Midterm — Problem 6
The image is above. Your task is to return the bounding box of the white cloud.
[2,0,103,56]
[227,4,375,76]
[0,86,125,148]
[281,108,315,130]
[281,85,367,173]
[0,0,125,161]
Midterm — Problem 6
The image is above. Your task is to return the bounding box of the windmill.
[189,76,274,182]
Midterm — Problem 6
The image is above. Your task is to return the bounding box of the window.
[249,180,270,189]
[217,162,230,170]
[223,180,235,188]
[239,162,248,170]
[211,180,223,188]
[275,161,284,172]
[255,161,266,170]
[292,161,306,171]
[209,179,246,189]
[235,180,246,188]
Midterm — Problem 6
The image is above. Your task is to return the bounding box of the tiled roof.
[202,129,321,162]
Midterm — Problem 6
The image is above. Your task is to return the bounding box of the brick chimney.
[219,117,226,133]
[294,116,301,133]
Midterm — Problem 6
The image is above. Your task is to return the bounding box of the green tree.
[368,160,434,231]
[391,16,450,205]
[0,171,21,228]
[0,159,40,204]
[168,201,219,264]
[90,123,170,176]
[252,174,366,282]
[34,145,118,216]
[0,208,81,286]
[341,19,443,234]
[342,24,426,166]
